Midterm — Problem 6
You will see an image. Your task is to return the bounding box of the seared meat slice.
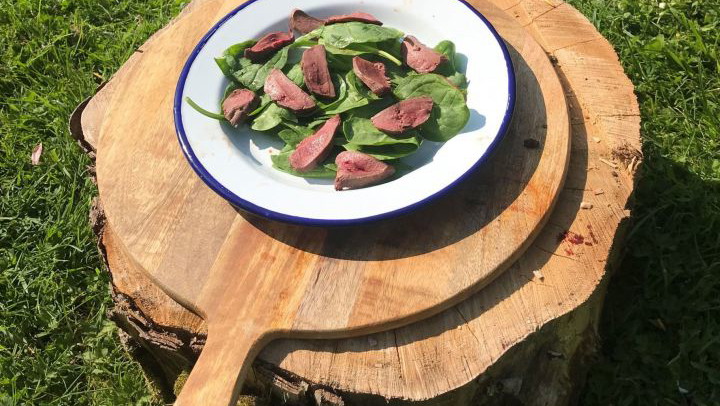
[401,35,446,73]
[352,56,391,96]
[301,45,335,98]
[221,89,259,126]
[325,12,382,25]
[334,151,395,190]
[371,96,434,135]
[244,31,294,62]
[289,115,341,172]
[264,68,316,115]
[289,9,324,34]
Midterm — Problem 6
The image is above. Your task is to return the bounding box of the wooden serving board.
[93,0,570,404]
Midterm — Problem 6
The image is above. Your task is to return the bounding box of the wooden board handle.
[175,325,267,406]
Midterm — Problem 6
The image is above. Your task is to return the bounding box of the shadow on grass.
[583,155,720,403]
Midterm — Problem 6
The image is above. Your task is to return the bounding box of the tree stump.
[71,0,640,404]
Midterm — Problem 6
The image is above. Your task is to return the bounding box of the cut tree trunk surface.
[71,0,640,404]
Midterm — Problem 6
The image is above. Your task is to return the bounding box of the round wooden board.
[93,0,571,403]
[75,0,642,403]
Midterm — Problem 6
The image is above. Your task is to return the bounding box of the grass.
[565,0,720,404]
[0,0,717,405]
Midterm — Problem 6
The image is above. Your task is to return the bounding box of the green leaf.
[317,71,379,115]
[251,102,296,131]
[343,117,419,145]
[278,122,313,147]
[215,40,257,78]
[325,52,354,71]
[393,74,469,141]
[248,94,272,117]
[318,22,403,48]
[285,63,305,87]
[233,47,289,91]
[324,43,402,65]
[644,35,666,52]
[271,147,337,178]
[343,141,421,160]
[294,27,323,44]
[346,69,380,101]
[434,40,456,70]
[446,72,468,89]
[341,117,422,160]
[344,97,396,119]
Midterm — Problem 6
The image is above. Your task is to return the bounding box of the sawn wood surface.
[81,0,627,404]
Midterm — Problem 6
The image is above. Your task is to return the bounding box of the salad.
[188,9,469,190]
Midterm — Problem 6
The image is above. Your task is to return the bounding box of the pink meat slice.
[221,89,259,127]
[264,69,316,115]
[289,115,341,172]
[301,45,336,98]
[244,31,294,62]
[352,56,391,96]
[334,151,395,190]
[324,12,382,25]
[289,9,325,34]
[371,96,434,135]
[401,35,447,73]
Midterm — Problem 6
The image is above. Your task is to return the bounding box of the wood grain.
[90,0,576,403]
[77,0,640,403]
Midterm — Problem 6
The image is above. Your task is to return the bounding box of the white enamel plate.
[174,0,515,226]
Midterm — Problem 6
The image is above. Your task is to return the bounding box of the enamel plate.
[174,0,515,226]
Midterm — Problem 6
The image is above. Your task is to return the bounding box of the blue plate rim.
[173,0,516,227]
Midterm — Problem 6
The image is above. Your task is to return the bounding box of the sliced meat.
[289,115,341,172]
[334,151,395,190]
[244,31,294,62]
[264,69,316,114]
[221,89,259,126]
[301,45,335,98]
[289,9,325,34]
[401,35,446,73]
[371,96,434,135]
[324,12,382,25]
[352,57,391,96]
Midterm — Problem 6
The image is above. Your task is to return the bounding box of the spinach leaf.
[393,74,469,141]
[307,116,332,128]
[294,28,323,45]
[326,52,354,71]
[318,22,403,49]
[446,72,468,89]
[342,117,420,146]
[346,70,380,101]
[285,63,305,87]
[317,71,379,115]
[434,40,457,71]
[324,43,401,66]
[434,40,468,90]
[343,97,396,119]
[251,102,296,131]
[323,44,366,56]
[278,122,313,147]
[215,40,257,78]
[233,47,289,91]
[343,141,421,160]
[271,146,336,178]
[248,94,272,117]
[222,82,239,101]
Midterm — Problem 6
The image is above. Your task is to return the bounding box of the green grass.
[0,0,718,405]
[0,0,184,404]
[567,0,720,404]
